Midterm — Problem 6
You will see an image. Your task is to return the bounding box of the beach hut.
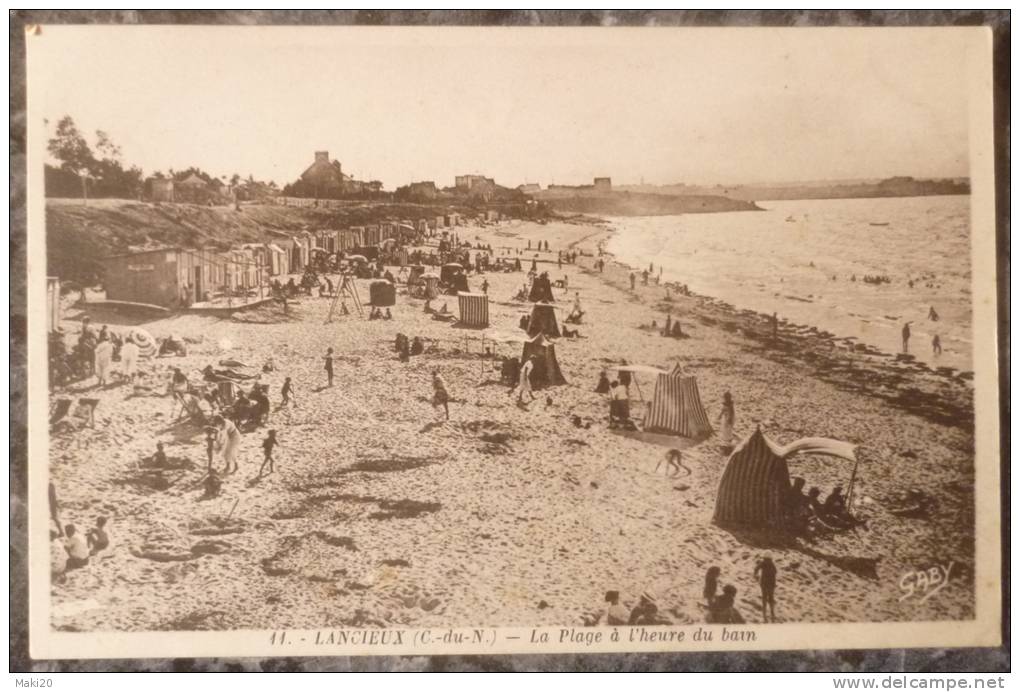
[521,333,566,388]
[526,303,561,338]
[642,364,713,438]
[420,272,440,299]
[713,428,858,531]
[369,280,396,307]
[441,262,464,285]
[457,292,489,328]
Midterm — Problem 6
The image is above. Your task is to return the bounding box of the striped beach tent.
[642,364,713,438]
[713,428,857,530]
[457,292,489,328]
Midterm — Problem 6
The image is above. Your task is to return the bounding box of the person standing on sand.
[902,322,912,353]
[281,377,296,408]
[703,566,721,606]
[754,556,778,622]
[516,355,536,406]
[204,427,217,471]
[717,392,736,452]
[257,429,280,478]
[932,334,942,355]
[214,415,241,474]
[93,333,114,387]
[432,370,451,420]
[618,361,632,399]
[324,348,334,387]
[120,335,139,383]
[629,272,636,290]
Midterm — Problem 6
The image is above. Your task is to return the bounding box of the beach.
[48,217,976,632]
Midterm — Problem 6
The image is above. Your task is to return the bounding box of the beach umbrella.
[127,327,157,357]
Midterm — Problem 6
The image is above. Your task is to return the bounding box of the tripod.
[325,272,364,323]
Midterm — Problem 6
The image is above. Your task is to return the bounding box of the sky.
[29,25,984,189]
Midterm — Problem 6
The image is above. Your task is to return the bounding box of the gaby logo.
[898,562,955,603]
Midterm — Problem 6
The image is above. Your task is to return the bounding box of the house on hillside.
[295,151,383,199]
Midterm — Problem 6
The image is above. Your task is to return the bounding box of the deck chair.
[174,392,207,424]
[50,398,73,425]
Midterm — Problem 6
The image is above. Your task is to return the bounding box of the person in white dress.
[717,391,736,451]
[120,335,140,383]
[516,355,536,405]
[215,415,242,474]
[93,334,114,386]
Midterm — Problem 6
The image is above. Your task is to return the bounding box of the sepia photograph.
[17,17,1004,665]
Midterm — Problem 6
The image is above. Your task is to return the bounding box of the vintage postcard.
[25,24,1001,659]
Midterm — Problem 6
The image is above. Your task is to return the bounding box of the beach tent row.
[713,428,858,530]
[313,223,419,255]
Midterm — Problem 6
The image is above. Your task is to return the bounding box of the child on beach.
[754,556,778,622]
[605,591,629,626]
[86,516,110,555]
[281,377,296,407]
[324,348,334,387]
[432,370,450,420]
[151,442,168,468]
[703,566,721,606]
[717,392,736,452]
[204,427,217,470]
[257,430,280,478]
[515,355,536,406]
[62,524,90,571]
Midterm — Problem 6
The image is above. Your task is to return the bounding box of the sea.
[605,195,973,372]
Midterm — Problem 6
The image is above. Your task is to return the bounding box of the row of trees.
[46,116,144,202]
[46,115,279,204]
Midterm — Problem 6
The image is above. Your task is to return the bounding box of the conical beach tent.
[642,364,713,438]
[713,428,858,530]
[457,292,489,327]
[521,333,566,388]
[526,303,561,338]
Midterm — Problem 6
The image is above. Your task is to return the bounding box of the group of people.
[703,557,778,624]
[50,484,111,575]
[787,478,858,534]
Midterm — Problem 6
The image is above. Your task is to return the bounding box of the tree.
[47,116,96,204]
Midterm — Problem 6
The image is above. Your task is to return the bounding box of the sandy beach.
[48,218,976,632]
